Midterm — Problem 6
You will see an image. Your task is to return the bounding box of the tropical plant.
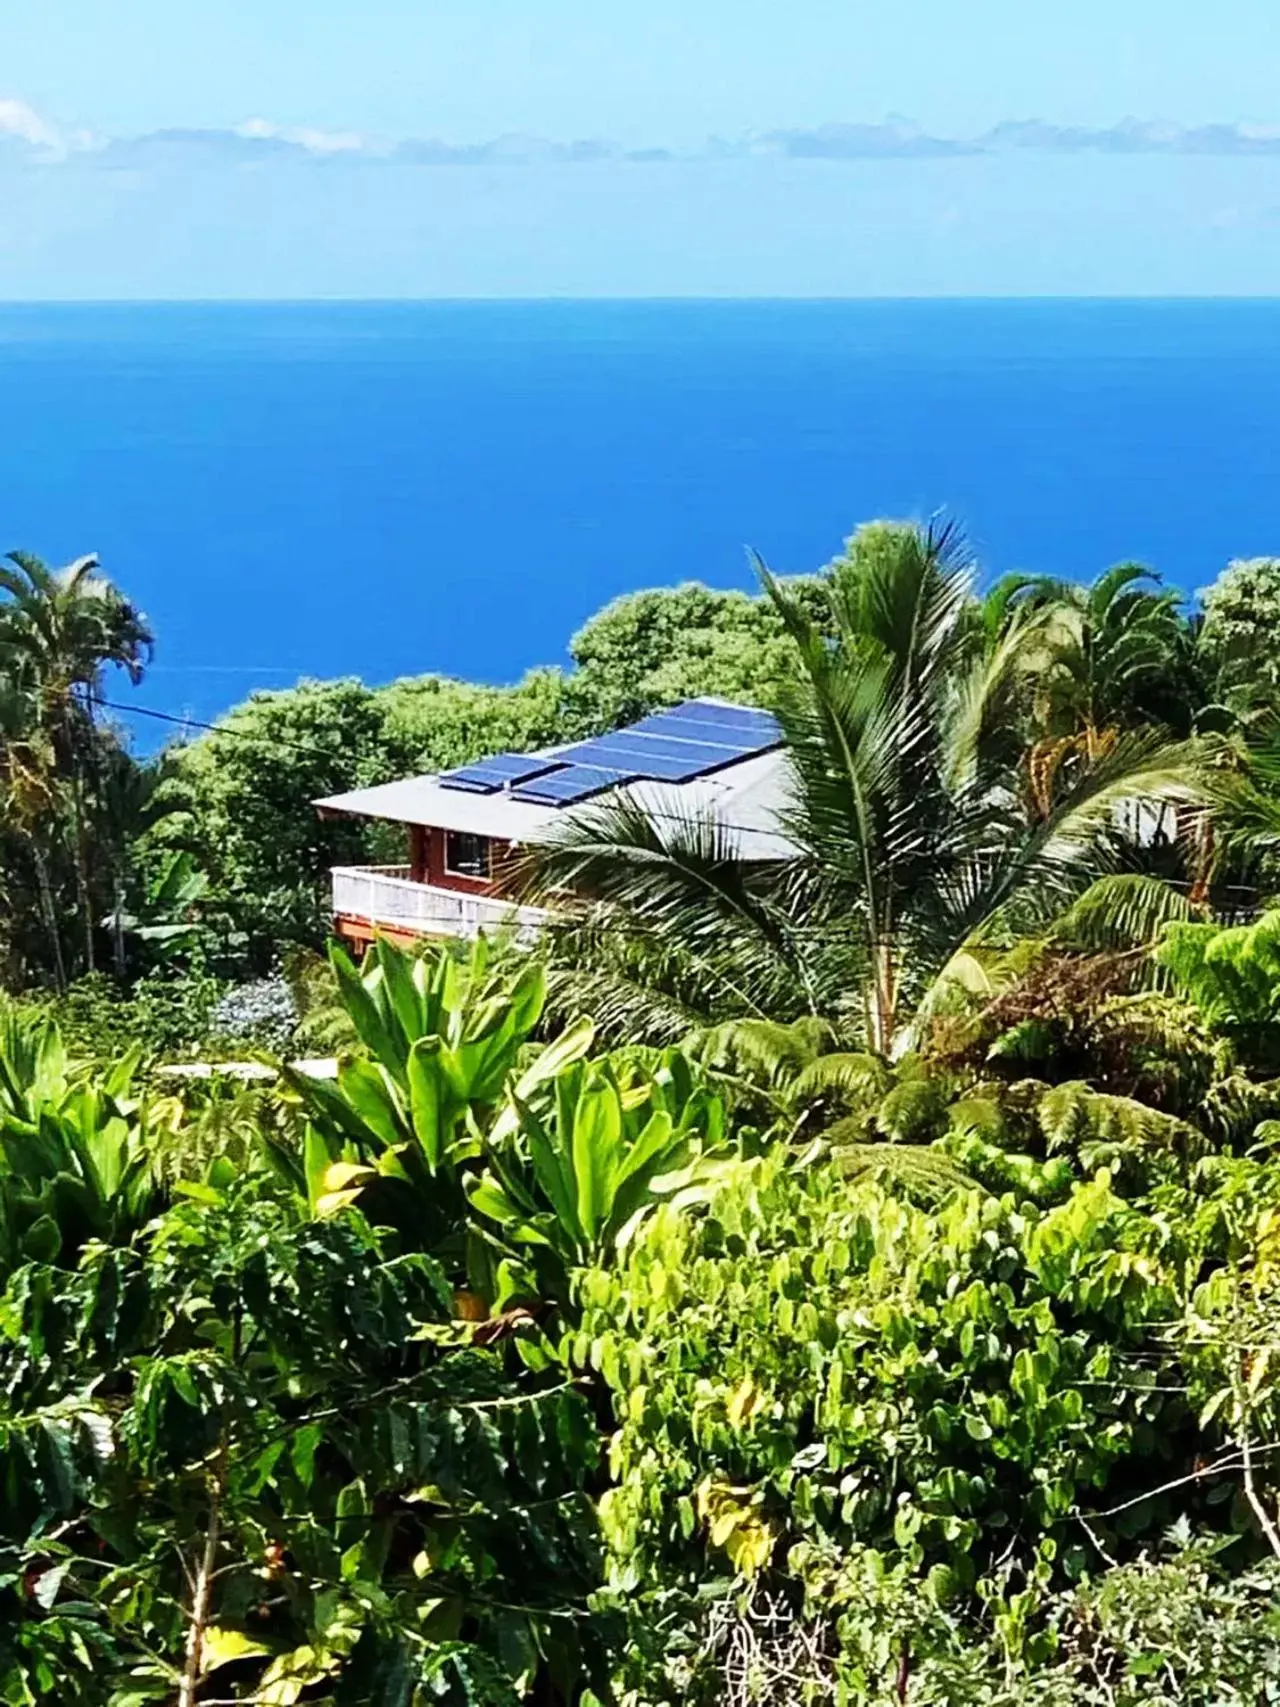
[533,522,1204,1056]
[0,1001,157,1274]
[579,1146,1275,1703]
[0,667,67,987]
[280,937,593,1262]
[1158,908,1280,1068]
[1198,555,1280,721]
[101,848,209,970]
[0,1170,610,1707]
[0,551,153,979]
[1005,561,1200,748]
[468,1046,729,1307]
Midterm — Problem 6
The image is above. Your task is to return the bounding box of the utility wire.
[91,694,791,840]
[93,696,361,765]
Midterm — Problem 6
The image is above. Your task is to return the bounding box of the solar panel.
[669,700,783,736]
[510,763,638,805]
[566,732,761,782]
[625,712,765,752]
[436,703,783,811]
[439,753,563,794]
[565,739,706,782]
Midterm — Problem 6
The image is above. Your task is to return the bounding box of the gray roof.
[315,733,801,863]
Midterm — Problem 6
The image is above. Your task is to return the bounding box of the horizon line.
[4,292,1280,307]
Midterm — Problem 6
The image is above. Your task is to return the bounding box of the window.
[444,830,491,880]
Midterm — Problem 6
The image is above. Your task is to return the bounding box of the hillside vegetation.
[5,529,1280,1702]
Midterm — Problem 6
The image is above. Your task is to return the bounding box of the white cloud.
[0,97,62,152]
[234,118,375,157]
[5,100,1280,175]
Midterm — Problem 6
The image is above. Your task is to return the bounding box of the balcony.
[331,866,550,944]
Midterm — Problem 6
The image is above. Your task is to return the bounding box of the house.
[314,698,798,948]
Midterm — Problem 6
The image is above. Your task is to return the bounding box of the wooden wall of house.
[409,825,428,884]
[421,826,498,896]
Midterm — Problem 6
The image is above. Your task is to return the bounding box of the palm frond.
[1052,873,1199,955]
[941,601,1056,794]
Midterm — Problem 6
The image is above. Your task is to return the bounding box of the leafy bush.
[25,968,229,1063]
[0,1171,610,1705]
[577,1151,1220,1700]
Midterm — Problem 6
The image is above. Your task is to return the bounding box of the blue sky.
[2,0,1280,295]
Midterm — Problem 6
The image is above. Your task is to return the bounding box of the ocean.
[1,298,1278,741]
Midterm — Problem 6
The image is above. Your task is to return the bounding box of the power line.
[91,694,793,842]
[92,696,359,764]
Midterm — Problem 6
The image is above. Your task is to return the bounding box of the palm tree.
[0,667,67,987]
[530,522,1204,1057]
[1002,562,1200,761]
[0,552,153,974]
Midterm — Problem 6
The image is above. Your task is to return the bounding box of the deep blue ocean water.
[1,299,1278,742]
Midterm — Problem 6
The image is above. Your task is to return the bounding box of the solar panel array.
[436,752,563,794]
[437,699,783,807]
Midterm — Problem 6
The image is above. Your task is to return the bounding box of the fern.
[1054,872,1199,956]
[1158,910,1280,1037]
[691,1016,841,1084]
[1037,1081,1206,1171]
[788,1051,892,1108]
[830,1140,977,1197]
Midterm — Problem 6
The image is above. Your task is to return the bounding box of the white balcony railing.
[331,866,549,943]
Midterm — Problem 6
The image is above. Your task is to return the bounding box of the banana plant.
[467,1047,731,1307]
[0,1002,157,1273]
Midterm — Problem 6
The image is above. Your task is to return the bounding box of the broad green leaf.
[335,1060,404,1151]
[571,1077,622,1244]
[407,1037,449,1170]
[328,940,400,1069]
[201,1627,273,1672]
[517,1094,582,1247]
[489,1015,597,1149]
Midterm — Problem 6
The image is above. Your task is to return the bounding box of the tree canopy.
[8,524,1280,1703]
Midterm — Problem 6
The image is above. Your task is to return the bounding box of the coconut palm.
[0,663,69,986]
[0,551,153,704]
[0,552,153,975]
[1004,562,1201,751]
[530,522,1205,1057]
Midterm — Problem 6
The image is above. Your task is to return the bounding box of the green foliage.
[564,581,818,728]
[0,1001,158,1277]
[1011,561,1200,741]
[0,550,159,991]
[536,522,1206,1055]
[1199,555,1280,718]
[469,1046,728,1305]
[27,966,230,1062]
[155,678,391,960]
[282,937,565,1249]
[284,937,732,1325]
[282,943,358,1056]
[1159,908,1280,1065]
[11,521,1280,1703]
[377,668,576,773]
[577,1153,1218,1700]
[101,847,209,965]
[0,1173,608,1705]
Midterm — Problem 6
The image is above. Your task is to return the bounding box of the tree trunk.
[867,939,898,1057]
[31,843,67,993]
[111,872,127,980]
[179,1461,225,1707]
[70,775,95,976]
